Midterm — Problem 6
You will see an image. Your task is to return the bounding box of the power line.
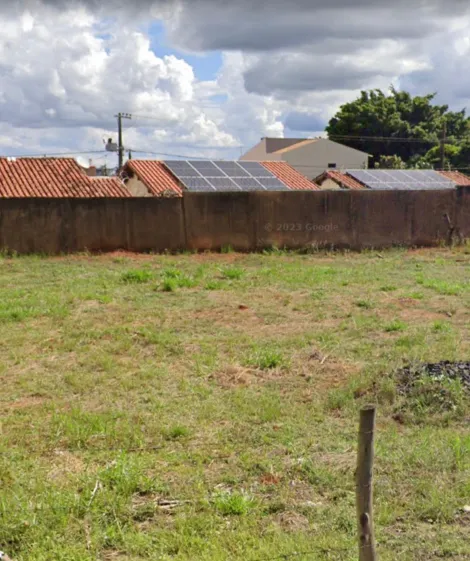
[0,149,108,159]
[328,134,440,144]
[129,148,214,160]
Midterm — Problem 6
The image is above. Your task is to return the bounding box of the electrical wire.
[1,150,108,158]
[327,134,440,143]
[129,148,217,160]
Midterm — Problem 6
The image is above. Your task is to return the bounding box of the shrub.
[121,269,153,283]
[384,320,407,333]
[221,267,244,280]
[245,347,287,370]
[213,491,255,516]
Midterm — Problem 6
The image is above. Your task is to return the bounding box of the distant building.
[240,138,369,180]
[121,159,319,196]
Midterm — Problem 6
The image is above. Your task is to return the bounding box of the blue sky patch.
[146,21,222,82]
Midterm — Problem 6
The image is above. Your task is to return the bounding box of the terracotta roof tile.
[438,170,470,186]
[123,160,183,196]
[315,170,366,190]
[90,176,131,196]
[124,159,318,193]
[0,158,130,197]
[261,161,319,190]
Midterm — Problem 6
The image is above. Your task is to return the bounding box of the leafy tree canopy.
[326,87,470,170]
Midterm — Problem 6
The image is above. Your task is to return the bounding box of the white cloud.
[0,4,238,163]
[1,0,470,163]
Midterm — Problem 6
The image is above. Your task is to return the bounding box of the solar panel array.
[163,160,289,192]
[346,169,456,190]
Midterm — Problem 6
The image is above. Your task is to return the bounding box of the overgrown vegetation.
[1,247,470,560]
[327,87,470,169]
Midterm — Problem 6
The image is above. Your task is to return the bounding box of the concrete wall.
[126,176,153,197]
[0,188,467,254]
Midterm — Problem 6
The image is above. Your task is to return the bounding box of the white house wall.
[282,139,368,180]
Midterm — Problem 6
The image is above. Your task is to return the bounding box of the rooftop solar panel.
[164,160,201,178]
[188,161,226,177]
[234,178,264,190]
[256,177,289,190]
[183,177,215,191]
[213,161,250,177]
[206,177,240,191]
[162,160,290,192]
[346,169,456,190]
[238,161,273,177]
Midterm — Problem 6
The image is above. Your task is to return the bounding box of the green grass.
[121,269,153,284]
[1,247,470,560]
[384,319,408,332]
[221,266,244,280]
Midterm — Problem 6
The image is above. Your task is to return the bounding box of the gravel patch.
[397,361,470,393]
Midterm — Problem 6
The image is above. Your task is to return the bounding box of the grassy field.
[1,247,470,560]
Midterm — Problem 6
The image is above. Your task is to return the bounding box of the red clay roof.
[123,160,183,196]
[438,170,470,186]
[261,161,319,190]
[123,160,318,194]
[0,158,130,197]
[90,176,130,195]
[315,170,365,190]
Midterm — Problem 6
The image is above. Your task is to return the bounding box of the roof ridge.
[273,138,318,154]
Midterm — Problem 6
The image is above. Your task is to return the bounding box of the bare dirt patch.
[275,511,310,532]
[300,353,360,393]
[7,396,47,409]
[48,450,85,482]
[210,365,285,388]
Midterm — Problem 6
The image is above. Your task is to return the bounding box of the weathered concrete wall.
[0,189,466,254]
[0,198,186,254]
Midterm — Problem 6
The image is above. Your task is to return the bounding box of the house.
[314,169,470,190]
[240,137,369,180]
[0,157,130,197]
[314,170,365,190]
[121,159,319,196]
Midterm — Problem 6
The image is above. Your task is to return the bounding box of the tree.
[374,155,406,169]
[326,87,470,168]
[415,144,460,169]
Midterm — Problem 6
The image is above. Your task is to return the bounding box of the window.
[328,163,336,168]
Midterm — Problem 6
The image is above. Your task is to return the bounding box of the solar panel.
[188,161,226,177]
[233,178,264,190]
[183,177,215,191]
[162,160,290,192]
[206,177,241,191]
[164,160,201,178]
[213,161,250,177]
[346,169,455,190]
[347,170,374,186]
[238,161,273,177]
[256,177,289,190]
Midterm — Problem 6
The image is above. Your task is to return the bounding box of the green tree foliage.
[374,155,406,169]
[326,88,470,169]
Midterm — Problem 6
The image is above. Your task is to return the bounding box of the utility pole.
[439,120,447,170]
[115,112,132,169]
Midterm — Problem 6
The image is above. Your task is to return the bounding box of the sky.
[1,0,470,167]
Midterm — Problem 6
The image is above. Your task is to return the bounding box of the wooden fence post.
[356,405,377,561]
